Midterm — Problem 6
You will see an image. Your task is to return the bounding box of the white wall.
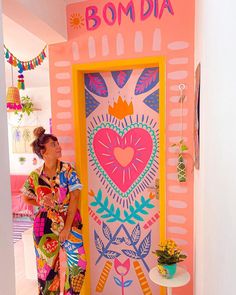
[7,86,51,175]
[0,0,16,293]
[195,1,236,294]
[2,0,67,43]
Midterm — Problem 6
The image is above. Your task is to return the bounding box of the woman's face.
[42,139,62,160]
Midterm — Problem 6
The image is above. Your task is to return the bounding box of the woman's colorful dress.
[22,161,86,295]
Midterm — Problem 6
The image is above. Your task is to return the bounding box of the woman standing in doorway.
[22,127,86,295]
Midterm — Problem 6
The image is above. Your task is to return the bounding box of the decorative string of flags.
[4,44,47,90]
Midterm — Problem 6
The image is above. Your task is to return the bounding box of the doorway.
[73,57,166,295]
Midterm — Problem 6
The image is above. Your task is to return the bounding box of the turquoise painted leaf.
[107,217,118,223]
[135,200,140,208]
[96,208,105,214]
[124,210,129,218]
[133,214,144,221]
[104,197,109,207]
[90,202,97,207]
[101,213,111,219]
[130,206,135,213]
[96,190,102,202]
[110,204,115,213]
[146,203,155,209]
[140,209,148,215]
[115,208,121,218]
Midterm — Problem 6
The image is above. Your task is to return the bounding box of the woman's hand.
[59,227,70,243]
[40,193,55,207]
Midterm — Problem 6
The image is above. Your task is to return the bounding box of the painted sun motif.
[70,13,84,29]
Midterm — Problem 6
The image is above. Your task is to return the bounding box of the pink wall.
[49,1,195,294]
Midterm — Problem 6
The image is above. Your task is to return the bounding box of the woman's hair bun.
[33,126,45,139]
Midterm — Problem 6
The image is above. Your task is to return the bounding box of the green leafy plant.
[15,95,34,124]
[153,239,187,265]
[171,139,188,153]
[18,157,26,165]
[171,139,188,182]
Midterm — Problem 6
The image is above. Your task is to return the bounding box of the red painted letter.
[141,0,153,21]
[103,2,117,26]
[118,1,135,26]
[159,0,174,18]
[86,5,101,31]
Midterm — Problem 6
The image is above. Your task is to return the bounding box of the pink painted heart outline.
[89,122,158,198]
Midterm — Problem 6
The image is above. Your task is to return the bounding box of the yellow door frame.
[72,57,166,295]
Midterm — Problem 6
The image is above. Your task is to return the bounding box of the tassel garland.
[4,44,47,90]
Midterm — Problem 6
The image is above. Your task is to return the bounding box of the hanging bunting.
[4,44,47,90]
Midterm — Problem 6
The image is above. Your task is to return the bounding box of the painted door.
[84,67,160,295]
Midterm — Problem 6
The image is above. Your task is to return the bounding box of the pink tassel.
[8,54,13,65]
[30,61,34,69]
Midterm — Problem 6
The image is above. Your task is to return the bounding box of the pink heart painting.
[93,128,153,193]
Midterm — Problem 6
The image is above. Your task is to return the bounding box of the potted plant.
[171,139,188,182]
[153,239,187,279]
[15,95,34,125]
[18,156,26,165]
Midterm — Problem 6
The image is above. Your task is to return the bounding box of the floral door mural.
[85,67,160,294]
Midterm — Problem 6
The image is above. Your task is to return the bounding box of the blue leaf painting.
[130,224,141,245]
[103,250,120,259]
[138,231,151,258]
[124,237,132,246]
[114,277,122,287]
[84,73,108,97]
[111,70,133,88]
[135,67,159,95]
[102,223,112,240]
[94,230,104,254]
[143,90,159,113]
[124,280,133,287]
[85,90,100,117]
[122,249,140,259]
[112,237,123,245]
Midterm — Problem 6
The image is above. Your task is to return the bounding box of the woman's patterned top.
[22,160,82,214]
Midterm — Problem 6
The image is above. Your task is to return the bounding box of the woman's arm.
[59,189,80,243]
[22,194,39,206]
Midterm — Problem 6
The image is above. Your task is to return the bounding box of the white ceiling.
[2,0,89,89]
[3,14,49,88]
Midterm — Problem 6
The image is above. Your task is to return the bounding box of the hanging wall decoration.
[4,44,47,90]
[194,63,201,170]
[171,84,188,182]
[12,126,36,154]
